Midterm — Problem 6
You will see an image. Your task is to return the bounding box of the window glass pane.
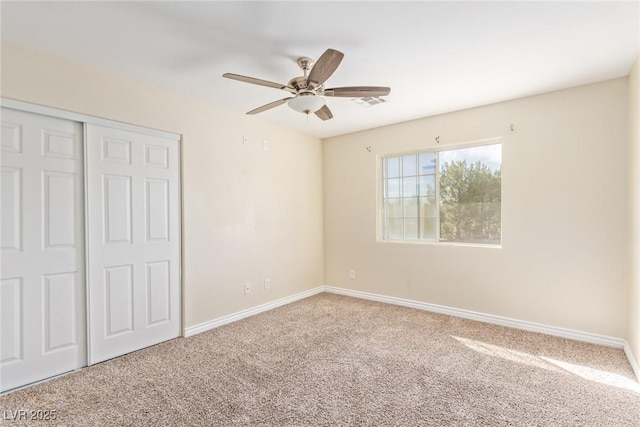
[439,144,502,172]
[386,157,401,178]
[382,142,501,245]
[386,219,403,240]
[419,175,435,197]
[404,218,418,240]
[403,197,418,218]
[402,176,418,197]
[419,152,436,175]
[439,143,501,244]
[385,199,402,219]
[420,217,436,240]
[402,155,417,176]
[387,178,401,198]
[419,197,437,217]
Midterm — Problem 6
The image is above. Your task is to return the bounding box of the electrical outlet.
[349,269,355,280]
[244,283,251,294]
[243,134,248,145]
[262,139,270,150]
[264,278,270,290]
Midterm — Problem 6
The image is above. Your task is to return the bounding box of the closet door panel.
[0,108,85,392]
[86,124,180,364]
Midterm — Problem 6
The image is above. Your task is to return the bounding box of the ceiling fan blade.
[247,97,293,115]
[314,104,333,121]
[223,73,289,90]
[307,48,344,90]
[323,86,391,97]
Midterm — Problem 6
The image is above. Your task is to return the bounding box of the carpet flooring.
[1,293,639,426]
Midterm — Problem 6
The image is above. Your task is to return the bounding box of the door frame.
[1,98,179,140]
[1,97,184,366]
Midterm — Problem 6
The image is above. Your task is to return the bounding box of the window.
[381,141,502,245]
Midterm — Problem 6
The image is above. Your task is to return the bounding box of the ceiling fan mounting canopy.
[222,48,391,121]
[296,57,314,73]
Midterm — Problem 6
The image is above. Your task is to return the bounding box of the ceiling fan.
[223,48,391,121]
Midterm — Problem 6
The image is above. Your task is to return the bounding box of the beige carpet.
[1,293,639,426]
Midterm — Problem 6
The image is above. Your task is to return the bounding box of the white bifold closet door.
[85,124,180,365]
[1,108,86,392]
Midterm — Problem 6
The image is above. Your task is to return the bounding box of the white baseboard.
[624,341,640,382]
[184,287,324,337]
[323,286,625,349]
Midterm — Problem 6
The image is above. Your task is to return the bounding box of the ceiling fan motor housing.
[288,76,309,91]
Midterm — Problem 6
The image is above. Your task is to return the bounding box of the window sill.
[376,239,502,249]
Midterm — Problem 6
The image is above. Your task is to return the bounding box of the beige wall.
[0,41,324,329]
[629,56,640,365]
[2,40,635,345]
[323,78,629,338]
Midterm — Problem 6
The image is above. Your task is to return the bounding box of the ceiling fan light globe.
[288,95,326,114]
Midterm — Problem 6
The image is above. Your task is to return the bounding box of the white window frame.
[377,138,502,247]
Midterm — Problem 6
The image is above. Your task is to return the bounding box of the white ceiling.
[1,1,639,139]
